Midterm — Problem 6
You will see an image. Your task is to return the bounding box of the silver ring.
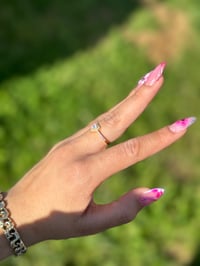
[90,122,110,145]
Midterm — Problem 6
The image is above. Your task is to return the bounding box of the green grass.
[0,1,200,265]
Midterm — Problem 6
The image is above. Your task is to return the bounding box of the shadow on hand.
[0,0,140,83]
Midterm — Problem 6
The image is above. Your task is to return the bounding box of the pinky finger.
[80,187,165,235]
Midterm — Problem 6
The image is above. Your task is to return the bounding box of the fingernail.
[138,62,166,87]
[169,117,197,133]
[139,188,165,206]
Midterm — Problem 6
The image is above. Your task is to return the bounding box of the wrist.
[0,191,27,259]
[4,190,42,246]
[0,189,43,260]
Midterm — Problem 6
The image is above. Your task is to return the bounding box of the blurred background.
[0,0,200,265]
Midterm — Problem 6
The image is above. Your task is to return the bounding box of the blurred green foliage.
[0,0,200,265]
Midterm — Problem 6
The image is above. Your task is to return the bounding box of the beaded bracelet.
[0,192,27,256]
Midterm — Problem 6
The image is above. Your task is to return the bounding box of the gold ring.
[90,122,110,145]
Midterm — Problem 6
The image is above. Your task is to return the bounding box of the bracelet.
[0,192,27,256]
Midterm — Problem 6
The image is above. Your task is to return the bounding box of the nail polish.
[138,62,166,87]
[169,117,196,133]
[140,188,165,206]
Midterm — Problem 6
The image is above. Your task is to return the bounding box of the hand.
[2,63,196,257]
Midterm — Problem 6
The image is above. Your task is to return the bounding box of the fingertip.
[168,117,197,133]
[138,187,165,207]
[137,62,166,87]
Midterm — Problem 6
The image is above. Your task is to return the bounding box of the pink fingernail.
[139,188,165,206]
[138,62,166,87]
[169,117,197,133]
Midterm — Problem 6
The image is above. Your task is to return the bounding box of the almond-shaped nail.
[139,188,165,206]
[169,117,197,133]
[138,62,166,87]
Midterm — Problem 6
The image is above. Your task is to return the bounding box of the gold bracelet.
[0,192,27,256]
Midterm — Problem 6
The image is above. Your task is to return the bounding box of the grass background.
[0,0,200,265]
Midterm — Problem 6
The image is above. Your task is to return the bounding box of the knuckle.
[50,142,71,159]
[116,205,137,225]
[122,138,141,158]
[71,159,93,186]
[119,211,134,224]
[157,130,168,145]
[102,110,121,128]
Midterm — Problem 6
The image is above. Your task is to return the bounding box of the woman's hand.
[3,63,196,256]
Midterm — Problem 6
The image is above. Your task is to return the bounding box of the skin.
[0,75,188,260]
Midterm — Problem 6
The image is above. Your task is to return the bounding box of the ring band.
[90,122,110,145]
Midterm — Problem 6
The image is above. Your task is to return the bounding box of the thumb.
[83,188,165,235]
